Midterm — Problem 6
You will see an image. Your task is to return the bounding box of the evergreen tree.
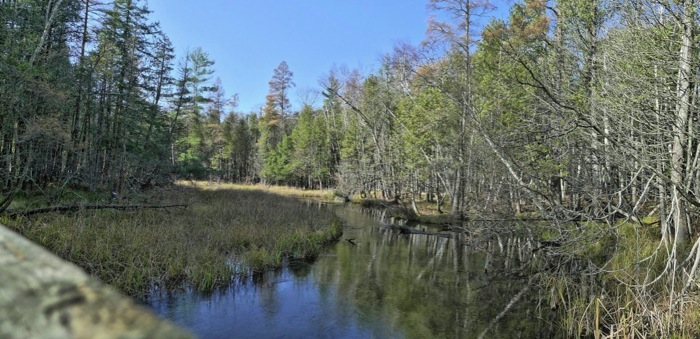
[259,61,294,183]
[288,105,331,188]
[172,47,216,178]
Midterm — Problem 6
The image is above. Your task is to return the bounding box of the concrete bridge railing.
[0,224,192,339]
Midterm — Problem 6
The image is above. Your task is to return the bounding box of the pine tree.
[171,47,216,178]
[259,61,294,183]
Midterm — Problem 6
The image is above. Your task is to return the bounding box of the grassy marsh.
[4,182,343,297]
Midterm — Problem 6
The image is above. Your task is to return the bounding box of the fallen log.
[384,224,452,238]
[4,204,188,218]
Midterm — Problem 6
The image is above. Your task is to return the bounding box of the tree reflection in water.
[147,205,561,338]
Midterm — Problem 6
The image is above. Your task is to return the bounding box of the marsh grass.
[8,187,110,210]
[538,216,700,338]
[6,183,342,297]
[201,182,337,201]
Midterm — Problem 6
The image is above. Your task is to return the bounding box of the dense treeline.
[1,0,174,206]
[3,0,700,335]
[254,0,700,248]
[0,0,255,205]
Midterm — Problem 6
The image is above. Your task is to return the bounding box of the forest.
[2,0,700,336]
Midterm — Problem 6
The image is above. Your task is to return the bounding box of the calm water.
[146,205,558,338]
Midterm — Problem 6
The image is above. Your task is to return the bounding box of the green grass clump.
[604,221,668,287]
[5,183,343,297]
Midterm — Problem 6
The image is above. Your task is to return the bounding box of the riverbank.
[526,216,700,338]
[3,182,343,297]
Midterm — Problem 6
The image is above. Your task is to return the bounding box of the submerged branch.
[477,284,531,339]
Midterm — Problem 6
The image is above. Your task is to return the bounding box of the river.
[145,204,559,338]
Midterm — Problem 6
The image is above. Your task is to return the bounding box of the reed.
[5,183,343,297]
[542,217,700,338]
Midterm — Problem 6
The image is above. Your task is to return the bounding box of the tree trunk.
[671,1,693,244]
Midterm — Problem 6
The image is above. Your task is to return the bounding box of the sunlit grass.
[5,183,343,297]
[184,181,338,201]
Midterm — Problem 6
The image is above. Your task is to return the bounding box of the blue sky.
[147,0,430,114]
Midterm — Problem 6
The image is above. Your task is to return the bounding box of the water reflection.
[147,205,558,338]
